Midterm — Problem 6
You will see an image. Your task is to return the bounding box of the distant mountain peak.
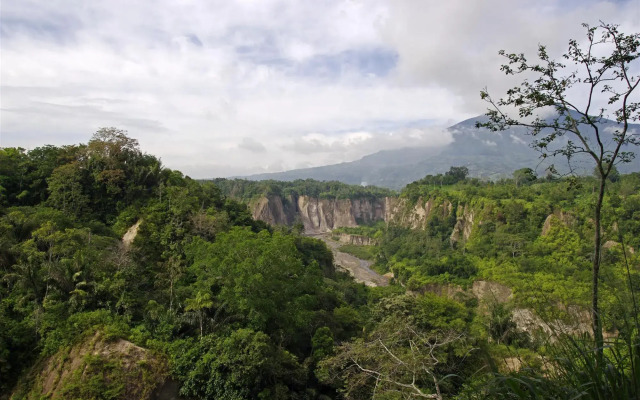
[242,115,640,189]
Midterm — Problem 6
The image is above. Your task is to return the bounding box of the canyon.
[250,194,475,243]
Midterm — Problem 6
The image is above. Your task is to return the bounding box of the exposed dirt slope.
[122,219,142,249]
[13,332,171,400]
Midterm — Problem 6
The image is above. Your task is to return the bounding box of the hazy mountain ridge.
[245,115,640,189]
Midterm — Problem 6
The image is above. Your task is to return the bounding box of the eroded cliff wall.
[384,197,454,230]
[250,193,479,237]
[250,195,389,233]
[251,195,297,226]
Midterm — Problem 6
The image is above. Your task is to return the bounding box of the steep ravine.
[250,194,476,243]
[253,194,600,338]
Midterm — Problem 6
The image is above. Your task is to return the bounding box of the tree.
[320,294,477,399]
[170,329,306,399]
[513,167,537,187]
[478,22,639,356]
[46,163,88,218]
[87,127,141,163]
[445,166,469,183]
[184,291,213,339]
[594,164,620,182]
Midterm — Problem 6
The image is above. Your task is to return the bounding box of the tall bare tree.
[478,22,639,357]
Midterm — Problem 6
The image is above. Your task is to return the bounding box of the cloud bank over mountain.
[2,0,638,177]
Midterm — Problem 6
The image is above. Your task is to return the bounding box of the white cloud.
[238,137,267,153]
[280,126,452,169]
[380,0,640,111]
[1,0,638,178]
[510,134,527,145]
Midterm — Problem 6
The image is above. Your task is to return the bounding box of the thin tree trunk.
[169,279,173,313]
[592,177,605,361]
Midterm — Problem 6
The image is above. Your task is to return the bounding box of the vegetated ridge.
[3,131,640,399]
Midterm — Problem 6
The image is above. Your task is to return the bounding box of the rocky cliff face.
[252,193,578,247]
[250,195,388,233]
[251,195,297,226]
[384,197,453,230]
[541,211,577,236]
[450,204,474,243]
[250,194,475,236]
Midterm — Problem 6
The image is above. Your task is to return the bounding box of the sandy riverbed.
[309,233,389,287]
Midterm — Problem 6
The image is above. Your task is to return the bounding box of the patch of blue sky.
[229,26,398,81]
[292,48,398,80]
[0,15,81,43]
[222,19,399,80]
[186,34,203,47]
[229,26,279,58]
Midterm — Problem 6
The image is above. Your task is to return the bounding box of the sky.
[2,0,639,178]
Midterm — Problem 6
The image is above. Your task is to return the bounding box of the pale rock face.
[384,197,402,222]
[451,204,474,243]
[472,280,513,303]
[251,194,299,226]
[26,331,168,400]
[352,198,386,222]
[385,197,455,230]
[249,194,389,233]
[122,219,142,250]
[252,196,288,226]
[249,193,473,237]
[541,211,576,236]
[297,196,360,233]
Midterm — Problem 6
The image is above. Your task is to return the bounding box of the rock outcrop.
[472,280,513,303]
[249,194,462,234]
[541,211,576,235]
[297,196,357,233]
[450,204,474,243]
[251,195,297,226]
[15,331,172,400]
[383,197,453,230]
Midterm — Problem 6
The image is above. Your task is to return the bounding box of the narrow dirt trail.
[309,233,389,287]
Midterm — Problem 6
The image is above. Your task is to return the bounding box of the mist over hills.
[244,115,640,190]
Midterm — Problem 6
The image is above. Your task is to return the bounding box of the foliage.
[378,173,640,316]
[480,331,640,400]
[3,123,640,399]
[319,293,480,399]
[0,130,371,398]
[170,329,306,399]
[331,221,386,239]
